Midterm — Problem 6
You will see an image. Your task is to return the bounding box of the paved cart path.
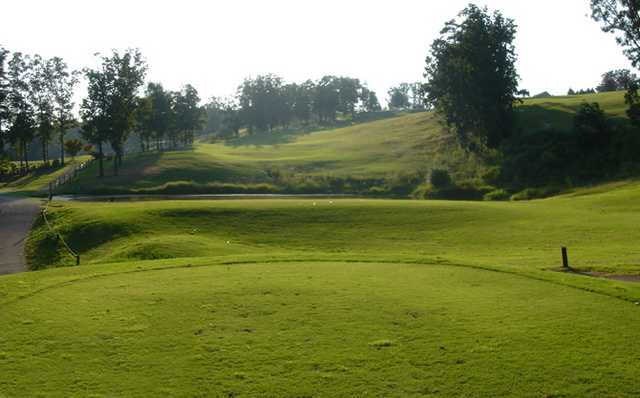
[0,195,40,275]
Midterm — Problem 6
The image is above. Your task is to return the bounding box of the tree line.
[0,48,78,169]
[202,75,386,137]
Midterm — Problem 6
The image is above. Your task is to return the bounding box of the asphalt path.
[0,195,40,275]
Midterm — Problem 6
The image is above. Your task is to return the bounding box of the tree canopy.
[423,4,521,150]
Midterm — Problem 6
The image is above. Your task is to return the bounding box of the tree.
[0,47,9,156]
[568,88,576,95]
[423,4,521,150]
[29,55,55,164]
[64,139,83,160]
[387,84,411,110]
[238,74,284,132]
[360,88,381,112]
[107,50,147,175]
[313,76,340,123]
[597,69,638,92]
[50,57,79,166]
[591,0,640,67]
[173,84,203,145]
[81,60,113,178]
[7,52,35,168]
[82,49,147,176]
[625,79,640,125]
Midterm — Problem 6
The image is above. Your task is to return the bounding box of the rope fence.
[41,200,81,266]
[42,160,92,265]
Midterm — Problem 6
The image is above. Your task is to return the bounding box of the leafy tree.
[7,52,35,168]
[360,87,382,112]
[0,47,9,156]
[388,84,411,110]
[238,74,284,132]
[29,55,55,164]
[64,139,83,159]
[597,69,637,92]
[423,4,521,150]
[49,57,79,166]
[313,75,340,123]
[135,94,154,151]
[430,169,452,188]
[82,49,147,176]
[624,79,640,126]
[173,84,203,145]
[591,0,640,67]
[292,80,314,124]
[568,88,576,95]
[81,60,113,178]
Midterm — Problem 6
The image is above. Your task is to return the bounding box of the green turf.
[1,259,640,397]
[31,178,640,277]
[4,180,640,395]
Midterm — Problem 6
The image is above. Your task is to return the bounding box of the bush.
[430,169,451,188]
[483,189,510,201]
[510,186,562,201]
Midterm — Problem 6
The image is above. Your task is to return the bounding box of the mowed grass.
[32,179,640,277]
[0,156,90,196]
[4,177,640,396]
[60,91,627,195]
[1,260,640,397]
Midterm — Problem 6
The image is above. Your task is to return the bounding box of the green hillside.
[61,91,628,196]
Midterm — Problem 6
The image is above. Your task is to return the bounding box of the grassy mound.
[30,178,640,277]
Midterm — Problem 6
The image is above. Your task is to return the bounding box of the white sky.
[1,0,635,107]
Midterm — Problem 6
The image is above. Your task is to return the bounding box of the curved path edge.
[0,195,40,275]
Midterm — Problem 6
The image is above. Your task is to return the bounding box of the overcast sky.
[1,0,635,106]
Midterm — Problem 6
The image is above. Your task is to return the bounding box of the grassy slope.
[61,91,626,194]
[0,156,90,196]
[31,179,640,276]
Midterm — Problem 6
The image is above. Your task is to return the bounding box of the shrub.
[430,169,451,189]
[483,189,510,201]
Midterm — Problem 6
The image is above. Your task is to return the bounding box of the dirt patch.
[553,267,640,283]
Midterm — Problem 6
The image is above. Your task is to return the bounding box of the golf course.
[3,0,640,396]
[0,90,638,396]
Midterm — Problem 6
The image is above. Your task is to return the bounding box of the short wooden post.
[76,255,80,266]
[561,247,569,268]
[48,182,53,201]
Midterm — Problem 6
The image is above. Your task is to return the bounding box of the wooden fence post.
[561,247,569,269]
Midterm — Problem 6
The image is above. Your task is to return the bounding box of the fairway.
[1,261,639,397]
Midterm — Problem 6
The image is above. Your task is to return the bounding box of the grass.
[2,259,640,397]
[30,179,640,277]
[0,156,90,196]
[3,178,640,395]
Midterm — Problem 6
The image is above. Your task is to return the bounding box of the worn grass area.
[0,156,90,196]
[1,259,640,397]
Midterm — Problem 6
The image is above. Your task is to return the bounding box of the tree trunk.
[60,121,65,167]
[113,151,118,176]
[42,140,48,165]
[98,142,104,178]
[24,141,29,170]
